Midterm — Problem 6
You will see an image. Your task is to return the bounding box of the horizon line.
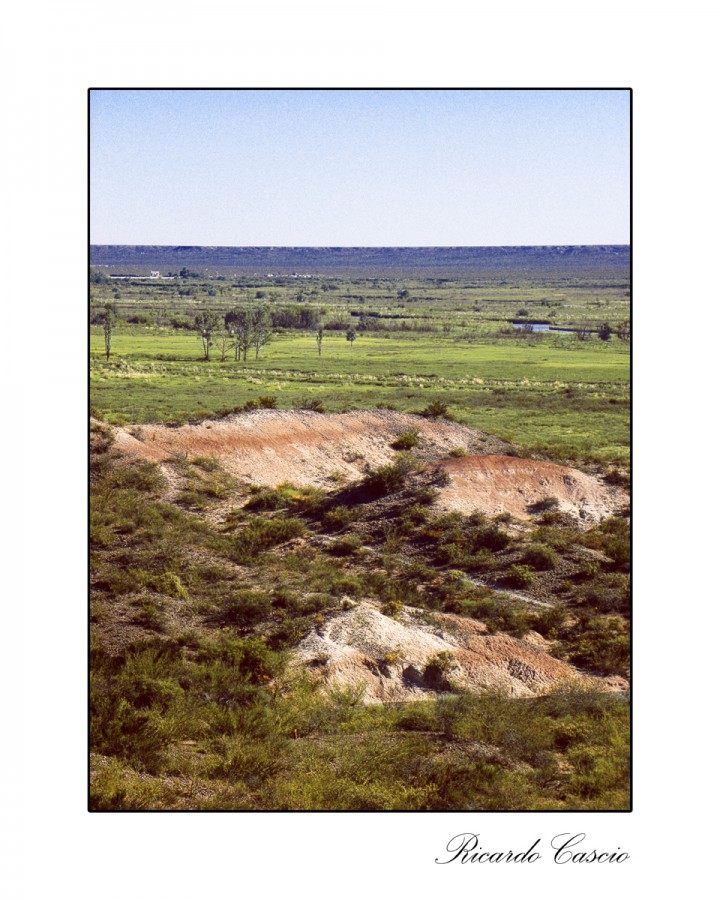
[90,243,630,249]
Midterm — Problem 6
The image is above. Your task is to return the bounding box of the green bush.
[520,543,559,571]
[228,516,306,562]
[424,651,458,690]
[501,565,536,589]
[197,634,286,685]
[407,486,439,506]
[391,430,419,450]
[188,455,220,472]
[149,572,189,599]
[209,590,273,629]
[245,482,326,513]
[361,453,420,497]
[323,505,361,531]
[419,399,450,419]
[328,534,364,556]
[604,468,630,489]
[563,615,629,676]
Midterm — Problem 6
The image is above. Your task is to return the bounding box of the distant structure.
[150,271,160,278]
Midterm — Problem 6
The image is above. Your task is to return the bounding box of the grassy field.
[91,327,629,463]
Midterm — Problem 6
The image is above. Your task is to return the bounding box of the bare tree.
[251,306,272,360]
[217,328,232,362]
[194,310,220,360]
[102,307,115,361]
[576,323,592,341]
[616,320,631,341]
[225,307,254,362]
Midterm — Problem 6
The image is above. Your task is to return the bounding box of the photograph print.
[89,88,630,811]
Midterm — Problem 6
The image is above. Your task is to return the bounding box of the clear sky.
[90,89,630,246]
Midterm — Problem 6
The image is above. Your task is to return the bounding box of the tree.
[598,322,613,341]
[315,325,324,357]
[346,328,357,349]
[102,306,115,361]
[194,310,220,360]
[576,323,592,341]
[616,320,631,341]
[217,328,232,362]
[225,307,254,362]
[251,306,272,360]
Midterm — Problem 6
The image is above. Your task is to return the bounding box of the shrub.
[361,453,420,497]
[244,482,325,514]
[563,615,629,676]
[471,523,511,552]
[106,460,166,495]
[501,565,536,589]
[530,496,560,513]
[604,468,630,489]
[381,599,403,619]
[209,590,273,629]
[408,486,439,506]
[229,517,306,562]
[447,448,467,458]
[149,572,189,600]
[391,431,419,450]
[323,505,361,531]
[520,543,559,571]
[189,455,220,472]
[257,395,278,409]
[399,504,430,528]
[395,705,437,732]
[302,399,326,412]
[328,535,364,556]
[197,634,285,685]
[424,651,458,690]
[419,399,450,419]
[133,601,166,631]
[530,606,567,638]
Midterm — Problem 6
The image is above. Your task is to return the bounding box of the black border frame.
[88,86,632,813]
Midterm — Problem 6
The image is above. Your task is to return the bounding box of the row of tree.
[194,307,272,362]
[195,306,358,361]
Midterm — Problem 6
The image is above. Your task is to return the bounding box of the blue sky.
[90,89,630,246]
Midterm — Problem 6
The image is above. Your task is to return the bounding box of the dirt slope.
[293,601,626,703]
[435,455,626,524]
[114,409,504,487]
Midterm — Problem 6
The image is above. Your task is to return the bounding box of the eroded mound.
[293,601,625,703]
[114,409,503,487]
[435,455,626,524]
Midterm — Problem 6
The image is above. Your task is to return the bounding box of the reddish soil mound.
[434,455,626,524]
[114,409,503,487]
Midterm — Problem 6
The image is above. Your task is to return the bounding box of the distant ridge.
[90,245,629,276]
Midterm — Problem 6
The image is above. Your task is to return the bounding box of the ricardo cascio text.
[436,832,630,865]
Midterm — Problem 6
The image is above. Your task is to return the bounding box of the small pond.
[512,322,574,333]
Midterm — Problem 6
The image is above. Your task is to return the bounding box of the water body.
[512,322,574,333]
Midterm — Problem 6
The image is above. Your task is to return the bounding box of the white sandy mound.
[435,455,626,524]
[292,601,623,703]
